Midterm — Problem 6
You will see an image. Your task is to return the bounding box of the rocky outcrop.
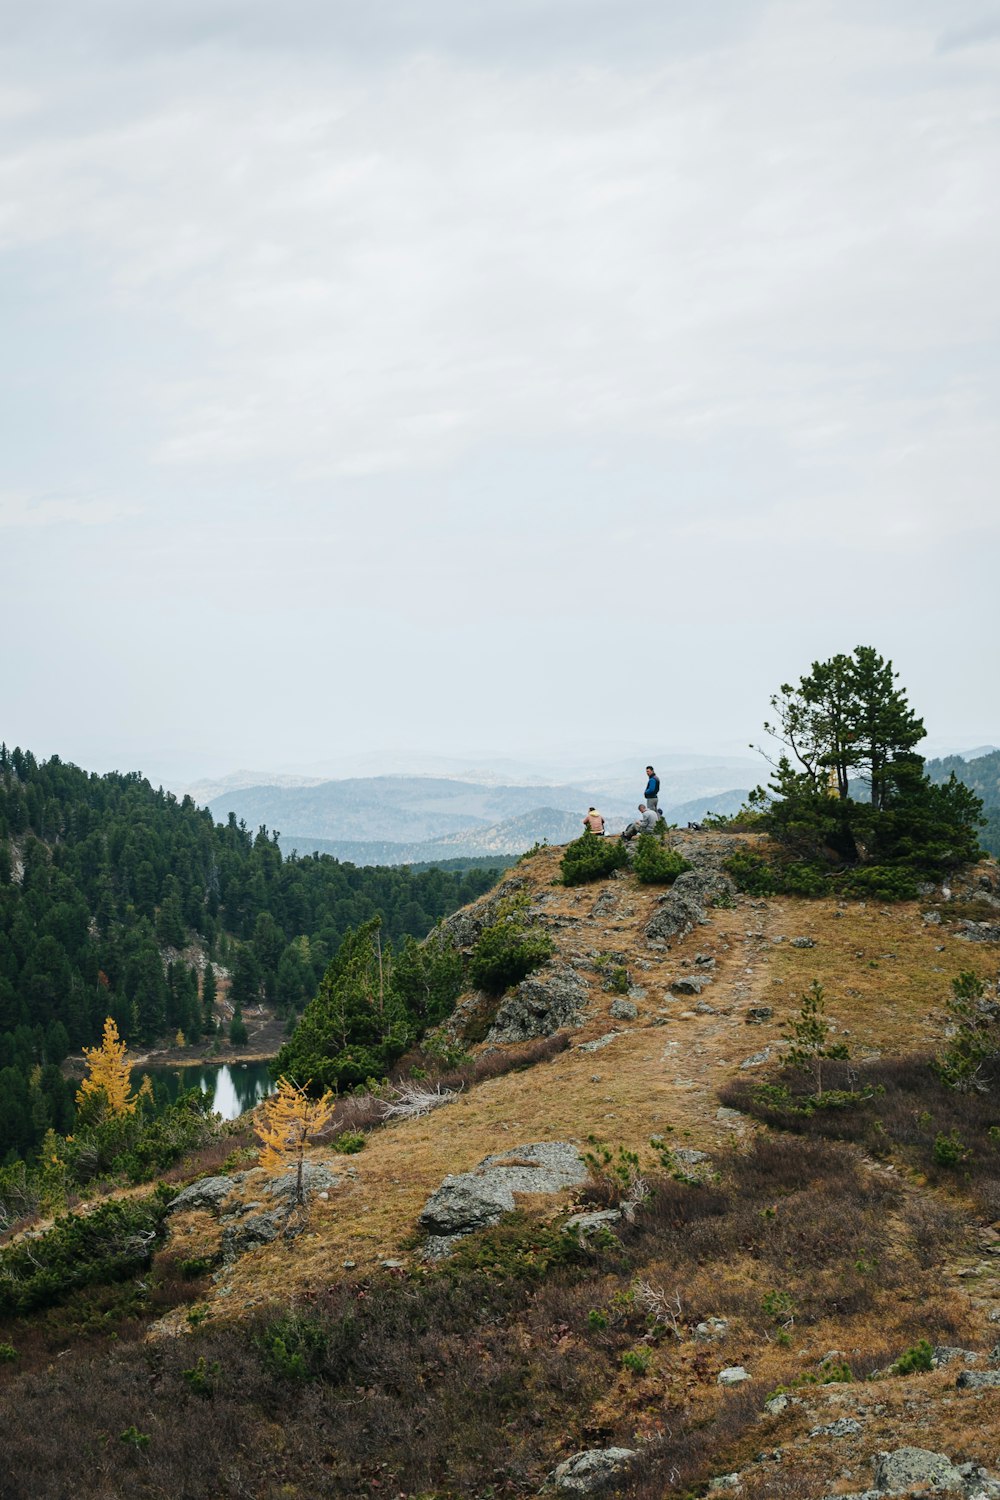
[872,1446,965,1494]
[435,877,529,949]
[486,965,588,1043]
[419,1141,588,1240]
[646,868,735,946]
[167,1175,239,1213]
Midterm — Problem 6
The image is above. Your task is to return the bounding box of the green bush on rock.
[468,901,552,996]
[559,832,628,886]
[631,836,691,886]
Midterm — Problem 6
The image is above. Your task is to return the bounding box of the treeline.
[927,751,1000,858]
[0,746,499,1164]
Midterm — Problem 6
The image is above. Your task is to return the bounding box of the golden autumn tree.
[77,1016,137,1118]
[255,1075,335,1207]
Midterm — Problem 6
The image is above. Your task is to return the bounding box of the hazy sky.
[2,1,998,784]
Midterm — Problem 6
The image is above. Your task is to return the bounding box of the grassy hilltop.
[2,830,1000,1499]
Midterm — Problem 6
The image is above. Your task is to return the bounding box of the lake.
[137,1060,275,1121]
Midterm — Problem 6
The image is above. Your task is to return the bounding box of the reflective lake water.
[138,1061,275,1121]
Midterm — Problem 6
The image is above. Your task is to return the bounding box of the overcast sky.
[2,0,998,785]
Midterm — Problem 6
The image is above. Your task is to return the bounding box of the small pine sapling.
[782,981,848,1096]
[934,970,997,1093]
[255,1076,336,1208]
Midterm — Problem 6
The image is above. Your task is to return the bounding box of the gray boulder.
[609,997,638,1021]
[957,1369,1000,1389]
[810,1417,862,1438]
[671,975,711,995]
[872,1447,965,1494]
[168,1175,237,1213]
[486,965,588,1043]
[221,1207,301,1262]
[578,1032,620,1053]
[646,868,735,945]
[718,1366,750,1385]
[957,921,1000,943]
[746,1006,773,1024]
[419,1141,588,1238]
[790,936,816,949]
[548,1448,637,1493]
[264,1162,340,1203]
[436,877,528,949]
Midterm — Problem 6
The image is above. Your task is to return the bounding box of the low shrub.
[468,903,552,996]
[0,1190,172,1314]
[891,1338,934,1375]
[723,850,776,896]
[631,836,691,886]
[559,831,629,886]
[838,865,919,901]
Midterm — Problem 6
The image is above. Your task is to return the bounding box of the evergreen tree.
[755,647,982,871]
[276,917,411,1091]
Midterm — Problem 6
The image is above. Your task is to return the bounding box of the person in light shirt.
[622,805,657,841]
[583,807,605,835]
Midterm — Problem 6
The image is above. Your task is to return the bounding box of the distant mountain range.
[206,769,755,866]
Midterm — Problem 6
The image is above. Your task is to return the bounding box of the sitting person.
[622,804,657,840]
[583,807,605,835]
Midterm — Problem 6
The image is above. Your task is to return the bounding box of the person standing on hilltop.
[644,765,660,812]
[583,806,605,835]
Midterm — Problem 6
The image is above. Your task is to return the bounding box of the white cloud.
[0,2,998,769]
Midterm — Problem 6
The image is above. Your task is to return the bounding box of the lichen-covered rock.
[809,1417,861,1438]
[746,1006,773,1024]
[221,1207,301,1262]
[957,921,1000,943]
[718,1366,751,1385]
[646,868,735,945]
[548,1447,637,1493]
[263,1163,340,1203]
[609,997,638,1020]
[872,1447,965,1494]
[671,974,711,995]
[956,1369,1000,1389]
[578,1032,620,1053]
[486,964,588,1043]
[435,877,528,949]
[419,1141,588,1238]
[167,1175,238,1213]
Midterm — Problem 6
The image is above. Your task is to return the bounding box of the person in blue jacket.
[644,765,660,811]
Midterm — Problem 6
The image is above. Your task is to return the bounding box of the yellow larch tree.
[77,1016,137,1118]
[255,1076,335,1207]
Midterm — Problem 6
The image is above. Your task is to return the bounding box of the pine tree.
[275,917,411,1091]
[77,1016,136,1117]
[255,1076,335,1206]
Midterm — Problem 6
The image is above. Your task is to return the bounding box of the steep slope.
[4,834,1000,1499]
[166,834,1000,1293]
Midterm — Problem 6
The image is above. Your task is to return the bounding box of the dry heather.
[2,833,1000,1499]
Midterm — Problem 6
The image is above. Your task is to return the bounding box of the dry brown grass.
[6,838,998,1498]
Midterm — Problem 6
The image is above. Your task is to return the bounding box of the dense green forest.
[927,750,1000,857]
[0,746,499,1165]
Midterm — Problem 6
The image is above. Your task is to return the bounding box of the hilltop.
[3,830,1000,1499]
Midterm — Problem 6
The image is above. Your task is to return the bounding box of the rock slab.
[419,1141,588,1237]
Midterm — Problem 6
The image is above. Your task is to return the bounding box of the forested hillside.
[0,746,499,1164]
[928,750,1000,857]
